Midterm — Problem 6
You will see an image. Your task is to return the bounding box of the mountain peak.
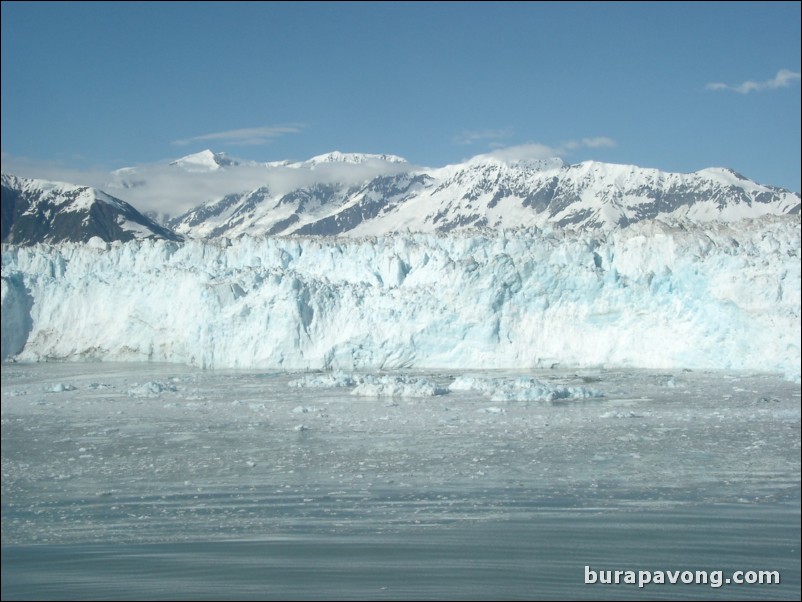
[302,151,408,167]
[462,154,565,172]
[1,173,181,245]
[169,149,237,172]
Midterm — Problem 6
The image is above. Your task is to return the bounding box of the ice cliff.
[2,216,800,379]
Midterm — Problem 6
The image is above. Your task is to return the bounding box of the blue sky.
[2,1,800,191]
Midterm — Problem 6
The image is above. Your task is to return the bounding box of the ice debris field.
[2,362,800,547]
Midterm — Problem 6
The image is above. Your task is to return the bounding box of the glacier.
[2,215,800,379]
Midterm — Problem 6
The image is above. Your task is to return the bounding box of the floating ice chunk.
[289,370,358,388]
[127,381,177,397]
[290,371,447,397]
[449,375,496,393]
[87,382,112,390]
[450,375,603,402]
[600,411,645,419]
[350,375,448,397]
[755,396,782,404]
[49,383,77,392]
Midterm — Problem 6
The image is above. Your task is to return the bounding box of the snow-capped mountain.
[168,149,240,172]
[4,150,800,244]
[164,152,800,239]
[1,173,181,245]
[296,151,409,167]
[168,172,433,238]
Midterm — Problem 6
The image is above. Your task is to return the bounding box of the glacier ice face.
[2,216,800,378]
[0,274,33,360]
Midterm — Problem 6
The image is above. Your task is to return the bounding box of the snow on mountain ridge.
[0,173,133,220]
[165,154,798,238]
[459,153,564,171]
[6,150,800,243]
[168,149,239,172]
[2,172,126,212]
[299,151,409,167]
[1,173,181,245]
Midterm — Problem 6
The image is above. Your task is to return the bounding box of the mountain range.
[2,150,799,245]
[1,173,180,245]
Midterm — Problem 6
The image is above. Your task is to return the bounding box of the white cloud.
[469,137,616,164]
[578,136,617,149]
[560,137,616,151]
[478,143,559,162]
[111,157,416,217]
[453,128,513,145]
[1,151,413,218]
[172,124,306,146]
[1,154,113,190]
[455,131,602,159]
[706,69,801,94]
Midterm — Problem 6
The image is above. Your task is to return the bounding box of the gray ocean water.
[2,363,800,600]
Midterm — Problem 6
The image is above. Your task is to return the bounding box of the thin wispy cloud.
[2,151,413,218]
[706,69,801,94]
[172,124,306,146]
[479,143,558,162]
[453,128,514,145]
[475,137,616,163]
[560,137,617,151]
[1,153,114,188]
[457,132,616,162]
